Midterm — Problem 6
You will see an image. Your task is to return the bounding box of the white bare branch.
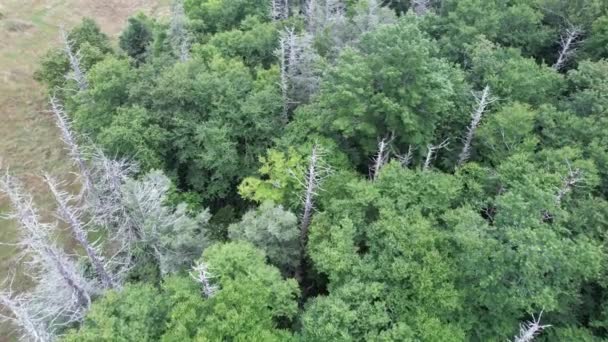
[190,261,218,298]
[60,27,88,91]
[423,139,449,171]
[396,145,415,168]
[271,0,289,20]
[371,136,392,180]
[512,311,551,342]
[411,0,431,16]
[552,26,583,71]
[49,96,94,198]
[170,0,190,62]
[555,163,584,205]
[276,28,315,121]
[44,174,116,289]
[457,85,497,167]
[299,144,331,245]
[0,172,93,326]
[0,274,52,342]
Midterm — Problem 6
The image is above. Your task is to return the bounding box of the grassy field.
[0,0,169,339]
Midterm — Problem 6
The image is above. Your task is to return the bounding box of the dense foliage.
[23,0,608,340]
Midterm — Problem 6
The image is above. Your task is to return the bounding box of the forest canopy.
[3,0,608,341]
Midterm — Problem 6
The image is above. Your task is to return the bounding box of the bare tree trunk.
[397,145,414,168]
[371,137,390,180]
[457,85,496,167]
[553,26,582,71]
[60,27,88,91]
[277,28,293,122]
[300,145,322,244]
[50,96,94,198]
[45,174,116,289]
[423,139,449,171]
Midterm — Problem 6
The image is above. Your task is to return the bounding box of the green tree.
[307,18,469,167]
[228,201,300,274]
[119,14,154,64]
[184,0,269,34]
[62,284,169,342]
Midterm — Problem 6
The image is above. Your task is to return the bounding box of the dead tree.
[170,0,190,62]
[552,26,582,71]
[50,96,94,197]
[0,275,52,342]
[555,164,584,205]
[190,261,217,298]
[457,85,496,167]
[411,0,431,16]
[0,172,92,322]
[512,311,551,342]
[396,145,414,168]
[271,0,289,20]
[371,136,391,180]
[304,0,316,30]
[299,144,331,245]
[60,27,88,91]
[45,174,116,289]
[423,139,449,171]
[276,27,299,122]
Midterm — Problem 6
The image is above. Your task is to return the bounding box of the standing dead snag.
[457,85,496,167]
[170,0,190,62]
[396,145,414,168]
[45,174,116,289]
[60,27,88,91]
[50,96,94,197]
[411,0,431,16]
[271,0,289,21]
[293,144,330,282]
[552,26,582,71]
[371,136,391,180]
[190,261,217,299]
[512,311,551,342]
[299,144,330,246]
[423,139,449,171]
[555,164,584,205]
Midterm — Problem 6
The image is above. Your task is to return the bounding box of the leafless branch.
[396,145,415,168]
[371,135,392,180]
[411,0,431,16]
[170,0,190,62]
[552,26,583,71]
[44,174,116,289]
[190,261,218,298]
[0,172,93,328]
[423,139,449,171]
[271,0,289,20]
[0,274,52,342]
[59,26,88,91]
[49,96,94,198]
[457,85,497,167]
[298,144,331,246]
[555,162,584,205]
[512,311,551,342]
